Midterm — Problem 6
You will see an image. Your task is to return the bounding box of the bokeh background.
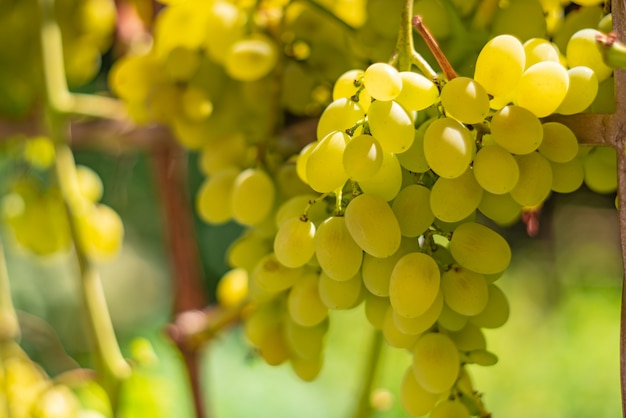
[3,148,622,418]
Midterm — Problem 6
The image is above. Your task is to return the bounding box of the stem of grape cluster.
[0,241,20,342]
[38,0,130,409]
[395,0,437,78]
[412,15,457,81]
[351,329,384,418]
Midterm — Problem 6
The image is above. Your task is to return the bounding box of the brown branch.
[412,15,456,80]
[543,113,613,146]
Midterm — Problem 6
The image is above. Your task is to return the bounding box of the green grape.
[474,34,525,97]
[362,62,402,101]
[589,75,616,113]
[358,151,402,201]
[24,136,55,170]
[414,0,451,40]
[393,291,443,335]
[553,6,604,52]
[472,144,520,194]
[316,98,365,141]
[400,367,439,417]
[397,120,432,173]
[437,303,468,331]
[556,66,599,115]
[275,196,318,229]
[343,134,383,181]
[344,193,401,258]
[391,184,434,237]
[296,141,318,184]
[469,284,509,329]
[284,317,327,360]
[550,158,585,194]
[366,99,415,154]
[441,267,489,316]
[466,349,498,366]
[491,0,546,41]
[478,192,522,226]
[225,34,278,82]
[523,38,560,69]
[449,222,511,275]
[306,131,350,193]
[395,71,439,112]
[276,162,315,198]
[315,215,363,281]
[287,272,329,327]
[430,399,471,418]
[165,46,200,81]
[383,307,421,348]
[257,325,290,366]
[204,0,246,63]
[538,122,579,163]
[365,291,390,329]
[290,354,323,382]
[217,268,249,308]
[389,252,441,318]
[76,165,103,203]
[252,253,303,293]
[333,69,372,111]
[423,118,474,179]
[515,61,569,117]
[598,12,613,33]
[181,85,213,121]
[449,323,486,352]
[440,77,490,124]
[196,167,238,224]
[231,168,276,226]
[227,230,273,272]
[153,1,212,57]
[566,28,613,82]
[583,146,617,193]
[318,270,362,310]
[362,237,420,296]
[75,203,124,261]
[430,168,483,223]
[412,332,460,394]
[511,152,553,206]
[274,217,316,268]
[490,105,543,155]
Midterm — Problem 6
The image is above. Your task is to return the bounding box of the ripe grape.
[437,303,468,332]
[393,291,443,335]
[314,216,363,281]
[273,217,316,268]
[583,146,618,193]
[423,117,474,179]
[318,271,362,310]
[287,272,329,327]
[361,237,420,296]
[412,332,460,394]
[395,71,439,111]
[478,192,522,226]
[474,34,525,97]
[440,77,490,124]
[469,284,510,329]
[231,168,276,225]
[383,307,421,348]
[252,253,303,293]
[391,184,434,237]
[358,151,402,201]
[538,122,579,163]
[441,266,489,316]
[449,222,511,275]
[490,105,543,155]
[400,367,439,417]
[305,131,349,193]
[284,317,327,360]
[523,38,560,69]
[316,98,365,141]
[449,323,486,352]
[216,268,249,308]
[430,399,471,418]
[389,252,440,318]
[430,168,483,223]
[550,159,585,194]
[515,61,569,118]
[362,62,402,101]
[366,99,415,154]
[472,144,520,194]
[364,292,390,329]
[566,28,613,82]
[342,134,383,182]
[396,122,431,173]
[511,152,553,206]
[556,66,599,115]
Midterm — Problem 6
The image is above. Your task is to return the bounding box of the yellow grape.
[231,168,276,225]
[273,217,316,268]
[467,349,498,366]
[469,284,510,329]
[382,307,421,348]
[75,203,124,261]
[287,272,329,327]
[395,71,439,111]
[396,120,432,173]
[391,184,434,238]
[342,134,383,182]
[318,270,362,310]
[227,230,273,272]
[393,291,443,335]
[515,61,569,118]
[423,117,474,179]
[490,105,543,155]
[225,34,278,82]
[583,146,617,193]
[449,222,511,275]
[165,46,200,81]
[474,34,525,97]
[437,303,468,332]
[365,291,390,329]
[344,193,401,258]
[566,28,613,82]
[511,152,553,206]
[523,38,560,69]
[538,122,579,163]
[216,268,248,308]
[290,354,323,382]
[363,62,402,101]
[441,266,489,316]
[430,168,483,223]
[478,192,522,226]
[366,99,415,154]
[257,326,290,366]
[306,131,349,193]
[196,167,238,224]
[181,85,213,121]
[400,367,438,417]
[252,253,303,293]
[76,165,103,203]
[412,332,460,394]
[362,237,420,296]
[296,141,318,184]
[198,133,248,176]
[358,151,402,201]
[472,144,520,194]
[430,399,471,418]
[389,252,440,318]
[204,1,246,64]
[316,98,365,141]
[550,158,585,194]
[449,323,486,352]
[284,317,327,360]
[440,77,490,124]
[314,216,363,281]
[333,69,372,111]
[556,66,599,115]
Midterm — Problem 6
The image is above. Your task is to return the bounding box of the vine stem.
[412,15,456,80]
[38,0,130,408]
[394,0,437,78]
[351,329,384,418]
[0,240,19,342]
